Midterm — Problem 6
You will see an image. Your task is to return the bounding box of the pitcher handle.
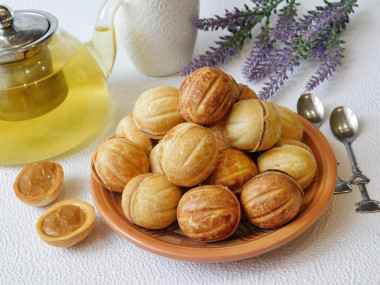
[86,0,123,79]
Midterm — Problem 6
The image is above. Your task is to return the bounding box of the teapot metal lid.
[0,5,58,63]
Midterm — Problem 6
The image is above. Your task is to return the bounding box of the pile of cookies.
[91,67,317,242]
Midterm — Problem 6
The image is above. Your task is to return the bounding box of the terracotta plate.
[90,116,337,262]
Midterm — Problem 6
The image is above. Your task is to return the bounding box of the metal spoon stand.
[334,160,352,194]
[344,142,380,213]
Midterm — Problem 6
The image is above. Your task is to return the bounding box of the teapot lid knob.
[0,5,14,28]
[0,6,58,63]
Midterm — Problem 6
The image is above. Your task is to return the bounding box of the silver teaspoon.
[297,93,325,128]
[297,94,351,193]
[330,106,380,213]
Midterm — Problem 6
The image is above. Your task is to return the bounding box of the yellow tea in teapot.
[0,30,112,165]
[0,72,68,121]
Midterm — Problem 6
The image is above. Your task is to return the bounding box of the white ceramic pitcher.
[116,0,199,76]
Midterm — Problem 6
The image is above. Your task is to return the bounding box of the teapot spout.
[86,0,123,79]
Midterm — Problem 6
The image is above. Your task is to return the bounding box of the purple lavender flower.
[183,0,358,98]
[181,36,237,76]
[194,6,259,32]
[242,25,274,82]
[253,0,356,98]
[258,47,301,100]
[302,0,356,40]
[300,0,355,92]
[181,0,284,76]
[251,0,274,4]
[243,1,301,99]
[305,28,345,91]
[305,54,342,91]
[243,41,273,82]
[270,1,300,43]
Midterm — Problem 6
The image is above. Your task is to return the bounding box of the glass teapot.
[0,1,122,165]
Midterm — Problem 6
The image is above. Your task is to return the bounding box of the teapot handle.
[86,0,123,79]
[95,0,123,28]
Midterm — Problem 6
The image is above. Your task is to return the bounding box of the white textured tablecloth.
[2,0,380,284]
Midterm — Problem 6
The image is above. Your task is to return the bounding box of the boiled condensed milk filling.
[18,162,57,197]
[42,205,86,237]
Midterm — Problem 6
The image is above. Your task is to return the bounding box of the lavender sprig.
[254,0,357,99]
[194,6,261,32]
[181,0,284,76]
[180,35,239,76]
[302,0,355,41]
[269,0,300,43]
[305,27,345,91]
[243,0,300,84]
[259,46,301,100]
[242,23,275,82]
[183,0,358,99]
[301,0,356,92]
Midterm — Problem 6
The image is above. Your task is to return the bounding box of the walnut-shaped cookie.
[257,140,317,190]
[91,137,149,192]
[273,104,303,141]
[177,185,241,242]
[225,99,282,152]
[237,83,258,101]
[178,67,239,125]
[158,122,219,187]
[205,148,258,195]
[240,170,303,229]
[207,120,231,151]
[133,86,185,139]
[115,113,153,156]
[122,173,182,230]
[274,137,313,153]
[148,143,163,173]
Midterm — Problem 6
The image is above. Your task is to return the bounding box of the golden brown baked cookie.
[207,120,231,151]
[91,137,149,192]
[225,99,282,152]
[158,122,219,187]
[237,83,258,101]
[148,143,163,173]
[260,101,283,150]
[133,86,185,139]
[178,67,239,125]
[13,161,64,206]
[274,138,313,153]
[115,113,153,155]
[122,173,182,230]
[205,148,258,195]
[177,185,241,242]
[36,199,95,247]
[257,142,317,190]
[273,104,303,141]
[240,170,303,229]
